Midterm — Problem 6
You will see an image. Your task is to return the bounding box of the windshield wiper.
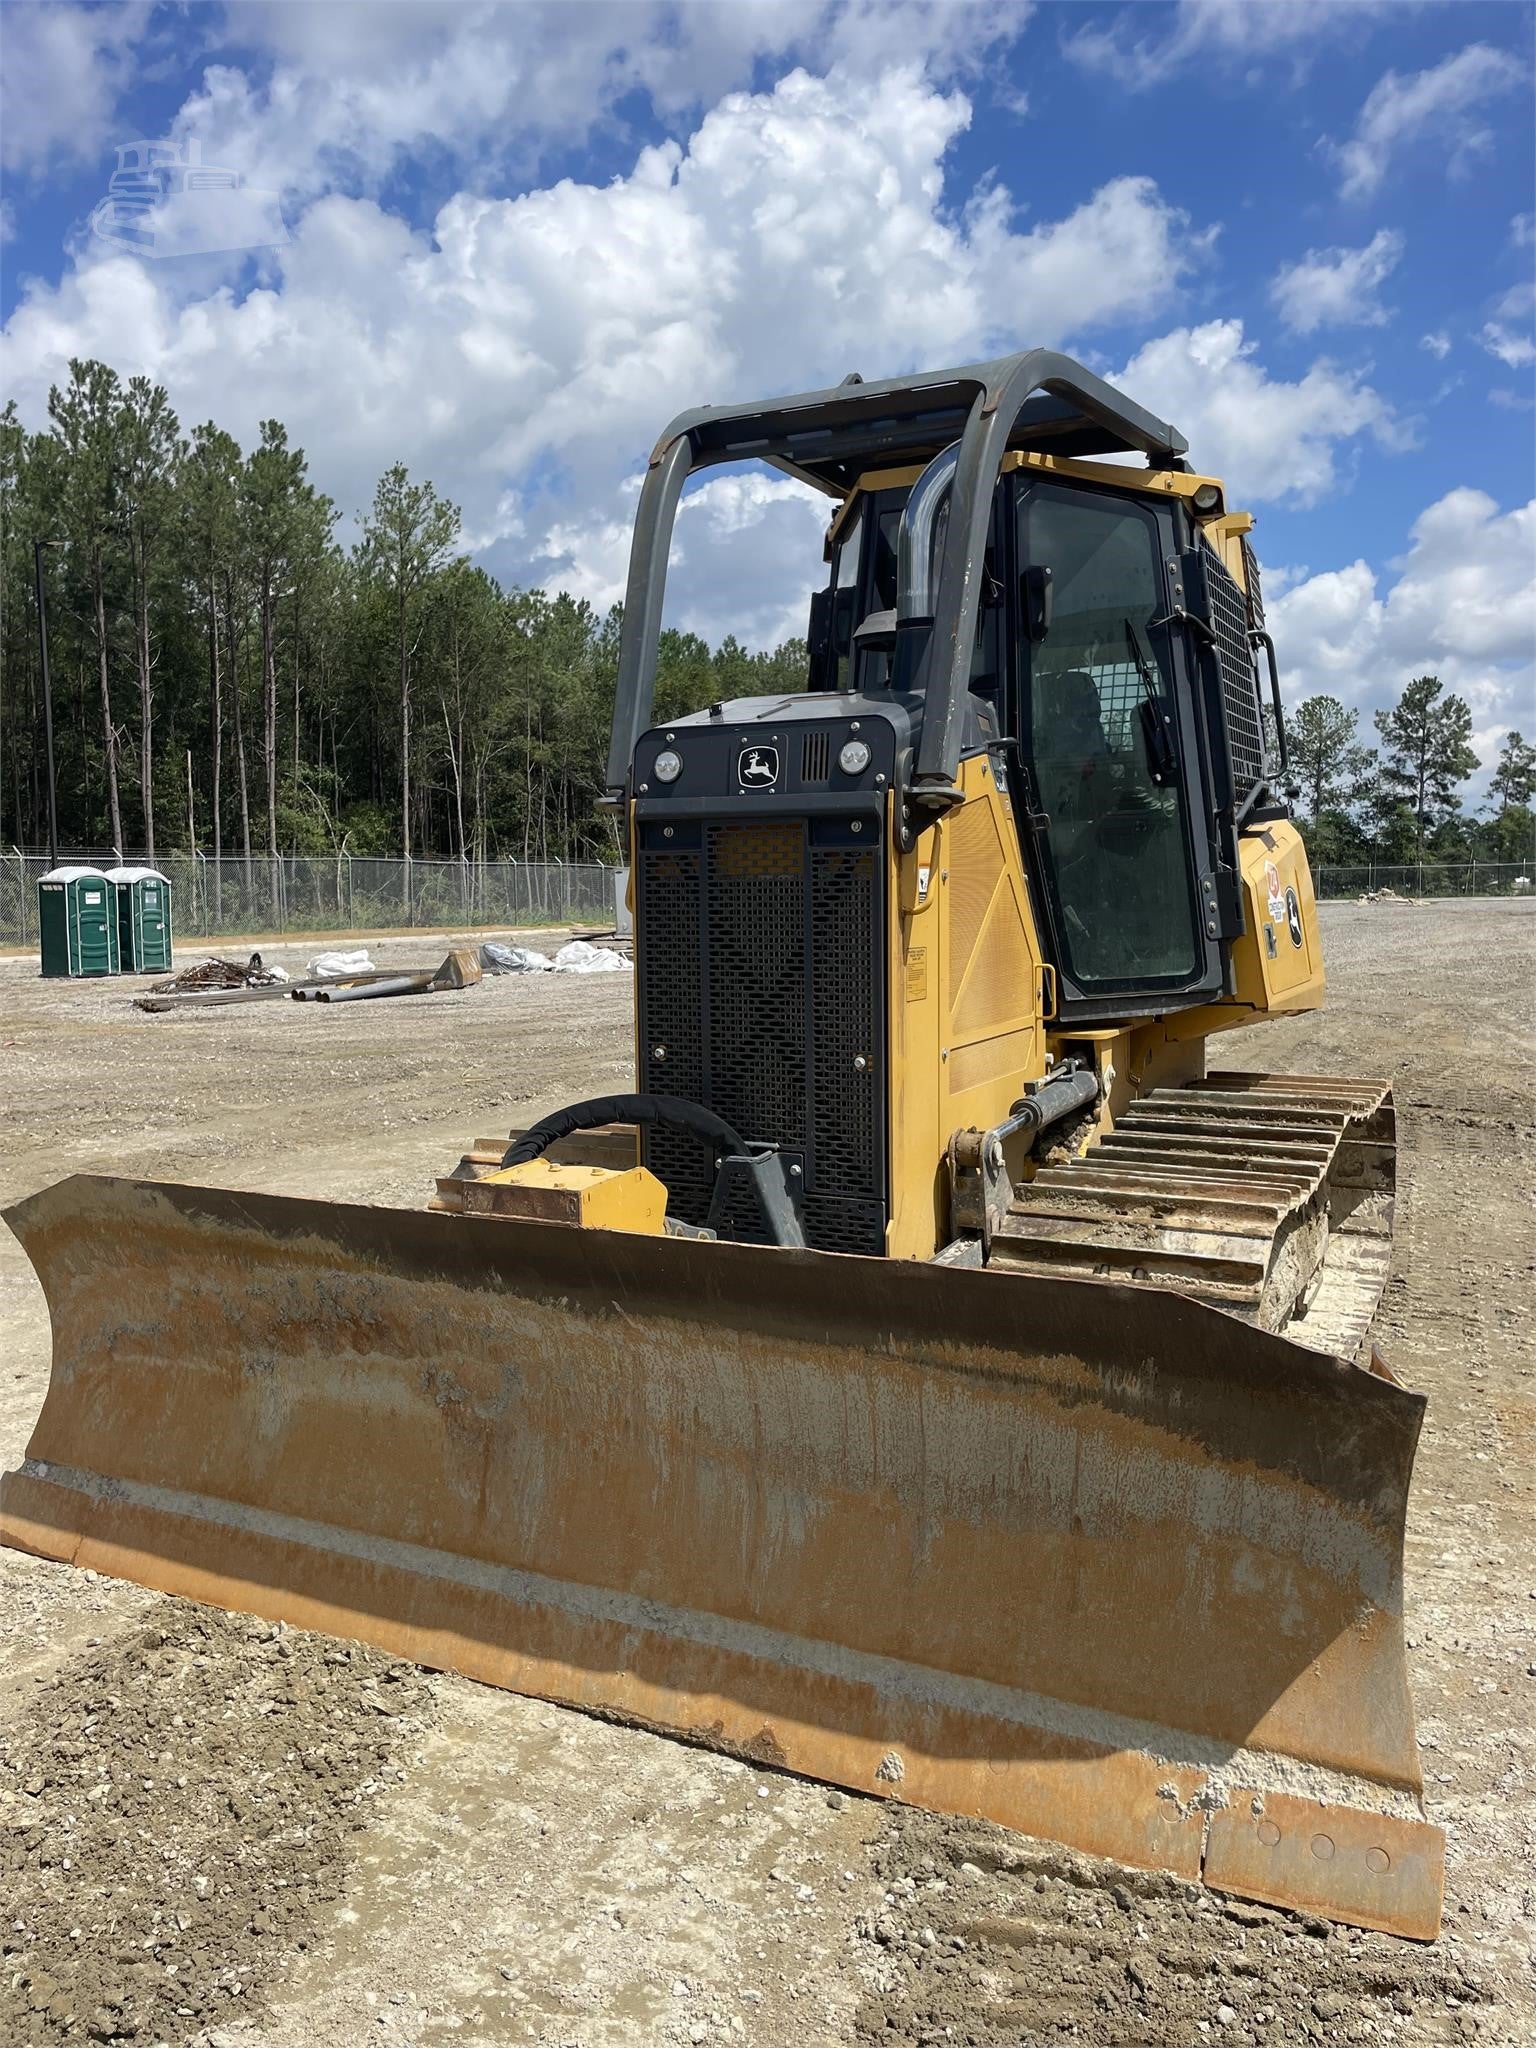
[1125,617,1178,785]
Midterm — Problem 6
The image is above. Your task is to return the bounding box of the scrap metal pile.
[146,952,286,995]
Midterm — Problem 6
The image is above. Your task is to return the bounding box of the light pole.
[33,538,65,871]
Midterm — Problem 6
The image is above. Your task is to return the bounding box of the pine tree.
[1489,730,1536,810]
[358,466,461,870]
[48,360,127,855]
[181,425,243,877]
[1373,675,1478,863]
[118,376,183,861]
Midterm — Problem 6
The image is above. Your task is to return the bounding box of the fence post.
[7,847,26,950]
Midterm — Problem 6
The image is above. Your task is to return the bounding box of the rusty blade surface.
[0,1175,1442,1939]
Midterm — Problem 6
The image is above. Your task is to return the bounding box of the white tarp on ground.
[307,949,375,977]
[552,941,630,974]
[479,942,552,973]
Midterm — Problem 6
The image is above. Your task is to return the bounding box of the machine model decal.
[1285,886,1304,949]
[737,745,780,789]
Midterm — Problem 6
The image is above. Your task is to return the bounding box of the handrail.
[1251,629,1290,776]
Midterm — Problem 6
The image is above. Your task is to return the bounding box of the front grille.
[705,822,806,1154]
[810,844,880,1191]
[801,730,830,782]
[1203,545,1266,798]
[635,815,886,1256]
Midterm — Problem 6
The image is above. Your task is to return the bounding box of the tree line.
[0,360,806,869]
[1290,677,1533,869]
[3,360,1528,878]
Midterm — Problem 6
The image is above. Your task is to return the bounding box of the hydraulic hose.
[503,1093,750,1170]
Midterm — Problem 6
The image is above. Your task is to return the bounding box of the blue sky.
[1,0,1532,785]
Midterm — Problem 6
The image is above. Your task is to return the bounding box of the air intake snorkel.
[890,442,960,696]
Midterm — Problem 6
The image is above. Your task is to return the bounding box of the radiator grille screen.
[1204,546,1266,798]
[1240,536,1265,630]
[636,816,886,1256]
[810,844,880,1193]
[705,822,806,1154]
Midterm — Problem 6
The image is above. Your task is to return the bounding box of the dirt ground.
[1,904,1532,2048]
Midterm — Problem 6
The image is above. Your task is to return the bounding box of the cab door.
[1008,477,1227,1022]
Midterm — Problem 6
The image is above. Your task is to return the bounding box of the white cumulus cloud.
[0,0,153,175]
[539,471,834,652]
[1478,281,1536,370]
[1270,488,1536,782]
[1063,0,1395,90]
[1329,43,1524,203]
[1113,321,1398,507]
[164,0,1022,202]
[1481,326,1536,371]
[1,61,1214,630]
[1269,229,1404,335]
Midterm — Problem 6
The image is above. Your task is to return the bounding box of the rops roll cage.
[605,349,1188,809]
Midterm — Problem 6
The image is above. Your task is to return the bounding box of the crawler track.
[991,1071,1396,1361]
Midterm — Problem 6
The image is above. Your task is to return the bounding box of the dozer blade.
[1,1174,1443,1940]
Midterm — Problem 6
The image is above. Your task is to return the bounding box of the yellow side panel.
[1165,819,1325,1051]
[1229,820,1325,1012]
[887,758,1047,1260]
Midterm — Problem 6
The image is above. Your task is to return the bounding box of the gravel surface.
[2,1604,434,2047]
[849,1810,1492,2047]
[1,902,1532,2046]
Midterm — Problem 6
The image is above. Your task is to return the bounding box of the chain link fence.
[8,849,1530,948]
[2,851,621,949]
[1313,862,1533,901]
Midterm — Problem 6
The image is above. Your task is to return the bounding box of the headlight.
[653,749,683,783]
[839,738,871,775]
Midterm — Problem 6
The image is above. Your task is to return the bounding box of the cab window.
[1016,484,1201,989]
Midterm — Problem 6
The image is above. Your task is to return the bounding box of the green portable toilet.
[107,865,174,973]
[38,866,120,977]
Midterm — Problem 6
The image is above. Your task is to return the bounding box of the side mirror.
[853,607,898,649]
[1021,564,1053,641]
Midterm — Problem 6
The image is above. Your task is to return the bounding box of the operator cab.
[805,456,1279,1023]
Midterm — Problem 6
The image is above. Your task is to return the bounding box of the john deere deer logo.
[737,745,779,789]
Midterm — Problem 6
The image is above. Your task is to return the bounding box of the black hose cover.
[503,1093,749,1169]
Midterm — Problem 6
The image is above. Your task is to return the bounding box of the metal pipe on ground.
[313,974,433,1003]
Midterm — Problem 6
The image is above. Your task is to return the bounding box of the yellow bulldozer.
[1,350,1442,1940]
